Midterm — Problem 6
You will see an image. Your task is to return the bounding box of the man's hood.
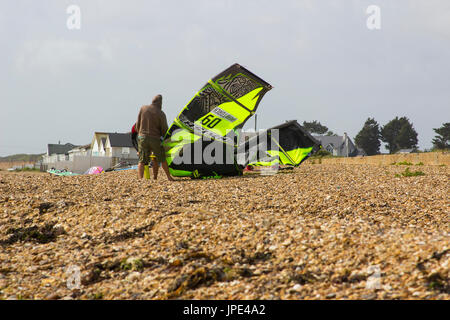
[152,94,162,109]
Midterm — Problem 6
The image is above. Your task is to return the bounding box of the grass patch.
[426,273,449,294]
[415,162,424,166]
[392,161,414,166]
[120,258,144,271]
[309,149,340,162]
[395,167,426,177]
[89,292,104,300]
[314,149,332,157]
[13,167,40,172]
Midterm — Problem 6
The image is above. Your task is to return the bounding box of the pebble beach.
[0,163,448,300]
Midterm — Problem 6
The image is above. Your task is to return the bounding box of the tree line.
[302,119,449,155]
[0,153,44,162]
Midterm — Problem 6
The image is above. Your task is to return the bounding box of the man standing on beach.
[135,94,174,181]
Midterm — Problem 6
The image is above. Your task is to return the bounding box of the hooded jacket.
[135,95,169,138]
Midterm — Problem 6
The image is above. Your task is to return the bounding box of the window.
[326,144,334,153]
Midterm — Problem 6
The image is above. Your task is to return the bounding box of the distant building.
[396,148,415,154]
[41,132,138,174]
[313,133,366,157]
[91,132,138,162]
[42,142,78,165]
[68,144,91,160]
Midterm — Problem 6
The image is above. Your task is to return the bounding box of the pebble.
[127,272,141,282]
[362,293,377,300]
[365,277,381,290]
[0,279,8,290]
[45,293,61,300]
[292,284,302,292]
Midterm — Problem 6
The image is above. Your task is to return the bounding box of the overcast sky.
[1,0,449,156]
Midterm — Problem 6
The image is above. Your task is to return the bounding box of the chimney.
[343,133,348,157]
[58,140,61,144]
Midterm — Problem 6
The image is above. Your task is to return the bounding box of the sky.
[0,0,449,156]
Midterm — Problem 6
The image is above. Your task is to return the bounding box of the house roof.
[68,143,91,153]
[313,135,365,156]
[47,143,78,155]
[313,135,345,149]
[108,133,134,148]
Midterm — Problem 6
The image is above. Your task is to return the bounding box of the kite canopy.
[163,63,273,178]
[130,64,321,178]
[239,120,322,167]
[85,166,103,175]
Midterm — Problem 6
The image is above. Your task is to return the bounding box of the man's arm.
[160,112,169,138]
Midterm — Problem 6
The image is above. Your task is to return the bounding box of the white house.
[42,142,78,165]
[90,132,138,161]
[313,133,366,157]
[92,133,109,157]
[68,144,91,161]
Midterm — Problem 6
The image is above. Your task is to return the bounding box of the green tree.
[381,117,418,153]
[302,121,328,135]
[354,118,381,155]
[396,121,418,151]
[432,122,450,150]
